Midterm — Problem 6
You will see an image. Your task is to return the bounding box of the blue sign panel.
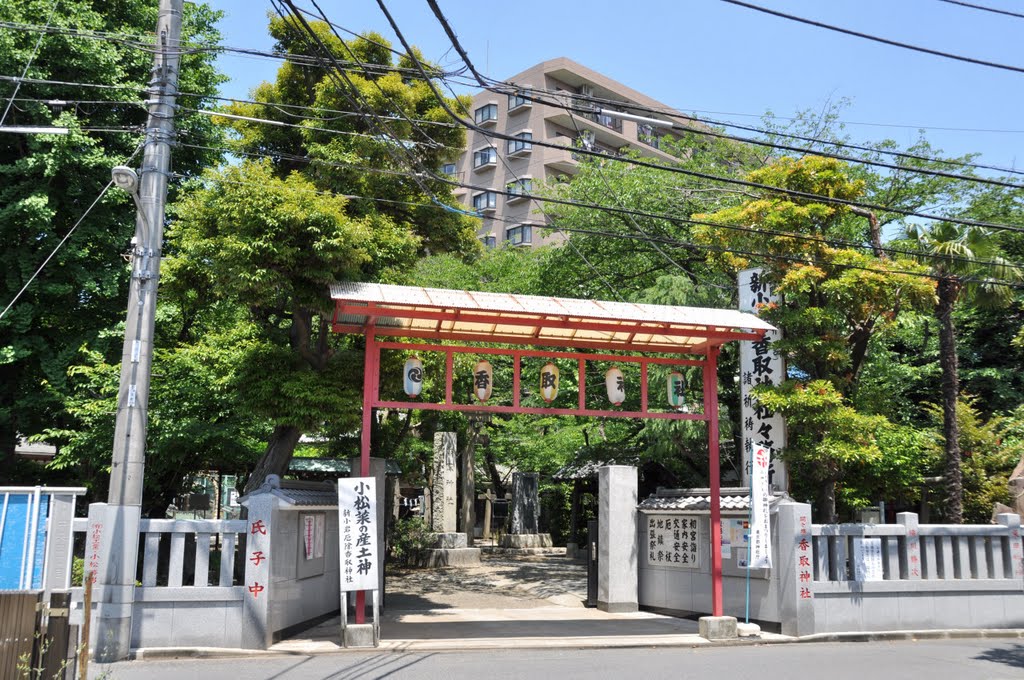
[0,493,50,589]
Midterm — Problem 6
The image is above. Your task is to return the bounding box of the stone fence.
[64,478,346,652]
[71,507,249,651]
[636,489,1024,636]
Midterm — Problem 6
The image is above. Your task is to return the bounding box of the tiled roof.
[330,282,774,354]
[638,488,787,513]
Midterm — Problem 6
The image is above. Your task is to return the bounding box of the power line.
[368,0,626,301]
[0,0,60,127]
[1,143,145,320]
[174,139,1024,285]
[720,0,1024,75]
[936,0,1024,20]
[423,1,1024,238]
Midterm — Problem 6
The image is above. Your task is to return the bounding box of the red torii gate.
[330,282,774,622]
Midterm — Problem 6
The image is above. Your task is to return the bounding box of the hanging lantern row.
[401,357,688,408]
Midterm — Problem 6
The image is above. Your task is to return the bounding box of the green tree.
[694,156,934,520]
[905,222,1022,522]
[0,0,224,475]
[166,22,478,493]
[169,160,392,492]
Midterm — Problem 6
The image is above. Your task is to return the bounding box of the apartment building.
[450,57,687,248]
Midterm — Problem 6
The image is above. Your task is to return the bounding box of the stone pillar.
[459,439,475,542]
[90,502,140,661]
[776,501,815,637]
[422,435,480,567]
[478,489,496,541]
[431,433,457,533]
[240,491,274,649]
[43,492,78,591]
[567,480,581,557]
[995,513,1023,579]
[510,472,539,535]
[897,512,922,580]
[597,465,637,613]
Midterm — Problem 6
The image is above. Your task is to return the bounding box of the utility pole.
[94,0,183,662]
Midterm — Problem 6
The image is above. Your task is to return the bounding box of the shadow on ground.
[972,643,1024,670]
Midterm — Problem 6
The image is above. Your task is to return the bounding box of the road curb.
[126,628,1024,660]
[796,629,1024,643]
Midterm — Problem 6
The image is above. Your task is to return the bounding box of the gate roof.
[330,282,774,354]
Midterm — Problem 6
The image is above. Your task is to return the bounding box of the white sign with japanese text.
[749,445,773,569]
[738,268,788,492]
[853,537,884,581]
[338,477,378,592]
[646,514,700,569]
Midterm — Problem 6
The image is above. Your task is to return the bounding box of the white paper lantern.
[540,362,559,403]
[667,371,686,410]
[605,366,625,406]
[473,360,493,402]
[403,356,423,398]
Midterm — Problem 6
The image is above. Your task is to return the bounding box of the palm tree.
[907,223,1021,523]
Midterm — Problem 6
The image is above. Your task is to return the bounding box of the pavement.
[131,550,1024,660]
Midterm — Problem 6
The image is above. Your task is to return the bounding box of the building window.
[473,146,497,169]
[506,224,533,245]
[508,90,531,111]
[472,191,497,212]
[474,103,498,125]
[506,178,533,200]
[441,163,457,175]
[593,111,623,132]
[638,124,661,149]
[507,132,532,155]
[481,235,497,248]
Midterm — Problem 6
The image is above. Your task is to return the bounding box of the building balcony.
[543,146,578,175]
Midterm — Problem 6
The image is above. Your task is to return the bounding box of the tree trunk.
[936,277,963,523]
[484,448,505,497]
[851,207,884,259]
[818,477,838,524]
[243,424,303,494]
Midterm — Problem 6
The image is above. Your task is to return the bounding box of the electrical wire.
[422,0,1024,238]
[175,131,1024,284]
[935,0,1024,20]
[179,138,1023,290]
[6,14,1022,177]
[720,0,1024,75]
[0,0,60,127]
[182,105,461,151]
[0,143,145,321]
[366,0,626,300]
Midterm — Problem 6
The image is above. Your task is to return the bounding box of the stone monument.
[421,432,480,567]
[499,471,554,553]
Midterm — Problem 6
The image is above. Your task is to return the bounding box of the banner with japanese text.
[738,268,788,492]
[338,477,378,592]
[749,445,772,569]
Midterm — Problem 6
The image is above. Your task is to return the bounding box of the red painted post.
[704,346,723,617]
[513,353,521,407]
[356,325,377,624]
[444,349,453,405]
[640,360,649,413]
[578,358,586,410]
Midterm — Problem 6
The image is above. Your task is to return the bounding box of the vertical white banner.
[748,445,772,569]
[338,477,378,592]
[738,268,788,492]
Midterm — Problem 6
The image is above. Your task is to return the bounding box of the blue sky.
[209,0,1024,174]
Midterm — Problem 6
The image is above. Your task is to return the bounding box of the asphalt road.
[90,639,1024,680]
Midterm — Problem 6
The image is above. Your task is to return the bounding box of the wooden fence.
[0,590,77,680]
